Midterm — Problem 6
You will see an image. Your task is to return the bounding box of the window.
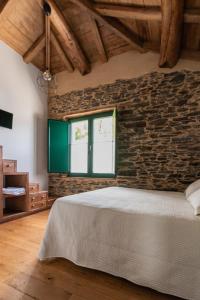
[69,111,116,177]
[48,110,116,177]
[70,119,88,174]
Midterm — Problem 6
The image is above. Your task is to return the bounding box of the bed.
[39,187,200,300]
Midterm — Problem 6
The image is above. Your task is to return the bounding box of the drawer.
[29,193,40,203]
[30,200,46,210]
[46,197,56,208]
[38,191,48,202]
[3,160,17,174]
[29,183,39,193]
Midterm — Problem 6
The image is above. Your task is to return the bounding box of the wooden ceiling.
[0,0,200,75]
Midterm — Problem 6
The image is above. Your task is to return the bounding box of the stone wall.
[49,70,200,196]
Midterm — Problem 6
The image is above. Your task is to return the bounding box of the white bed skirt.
[39,187,200,300]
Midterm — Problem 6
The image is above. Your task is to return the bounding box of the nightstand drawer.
[3,160,17,174]
[29,183,39,193]
[38,191,48,202]
[29,193,39,203]
[31,200,46,210]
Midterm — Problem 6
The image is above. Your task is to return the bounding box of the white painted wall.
[55,51,200,95]
[0,42,48,189]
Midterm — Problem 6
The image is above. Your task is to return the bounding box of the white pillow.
[188,189,200,216]
[185,179,200,199]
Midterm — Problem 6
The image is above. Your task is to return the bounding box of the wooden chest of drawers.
[39,191,48,202]
[29,191,48,211]
[29,193,39,204]
[29,183,39,193]
[30,200,46,210]
[3,160,17,174]
[28,182,55,212]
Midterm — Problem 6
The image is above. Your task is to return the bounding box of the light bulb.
[42,70,53,81]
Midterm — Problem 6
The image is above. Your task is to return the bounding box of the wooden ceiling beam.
[159,0,184,68]
[51,31,74,73]
[94,4,161,21]
[90,16,107,63]
[23,33,45,64]
[94,3,200,24]
[46,0,90,75]
[71,0,144,52]
[0,0,9,15]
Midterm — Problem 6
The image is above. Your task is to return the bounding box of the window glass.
[70,120,88,173]
[92,116,115,174]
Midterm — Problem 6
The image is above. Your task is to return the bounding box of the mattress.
[39,187,200,300]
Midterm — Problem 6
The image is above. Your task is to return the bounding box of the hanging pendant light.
[37,1,57,94]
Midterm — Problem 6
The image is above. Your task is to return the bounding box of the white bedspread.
[39,187,200,300]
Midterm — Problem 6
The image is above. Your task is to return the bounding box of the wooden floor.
[0,211,181,300]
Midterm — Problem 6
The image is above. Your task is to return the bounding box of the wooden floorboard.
[0,210,181,300]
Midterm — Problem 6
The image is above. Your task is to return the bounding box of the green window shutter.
[48,119,69,173]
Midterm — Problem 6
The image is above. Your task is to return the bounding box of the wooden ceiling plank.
[184,9,200,23]
[159,0,185,68]
[23,33,45,64]
[51,31,74,73]
[181,49,200,60]
[90,16,108,63]
[70,0,144,52]
[145,41,200,62]
[46,0,90,75]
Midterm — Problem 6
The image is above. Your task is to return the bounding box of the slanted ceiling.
[0,0,200,76]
